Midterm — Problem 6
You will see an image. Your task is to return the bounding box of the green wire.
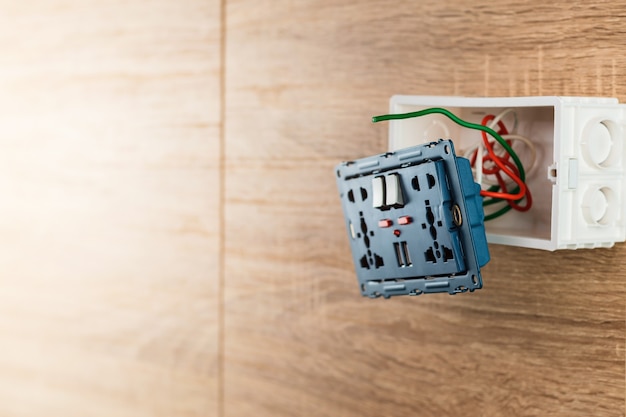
[484,200,512,221]
[372,108,526,181]
[372,107,527,221]
[483,185,514,220]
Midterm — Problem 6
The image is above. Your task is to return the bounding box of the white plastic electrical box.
[387,96,626,251]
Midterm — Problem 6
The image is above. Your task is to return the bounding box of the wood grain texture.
[0,1,220,416]
[224,1,625,416]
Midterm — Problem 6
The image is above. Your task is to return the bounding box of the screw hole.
[452,204,463,226]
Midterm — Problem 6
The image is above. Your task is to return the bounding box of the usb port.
[394,241,412,267]
[401,241,412,266]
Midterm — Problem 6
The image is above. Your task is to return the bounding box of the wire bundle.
[469,111,534,220]
[371,107,534,221]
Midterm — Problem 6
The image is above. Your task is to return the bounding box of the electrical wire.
[480,109,537,185]
[477,115,527,201]
[372,107,533,221]
[476,110,535,218]
[464,134,537,186]
[488,108,518,134]
[372,108,527,191]
[478,114,532,214]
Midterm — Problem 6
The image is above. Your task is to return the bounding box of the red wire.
[470,119,509,166]
[477,116,533,210]
[481,153,506,175]
[477,115,527,201]
[491,158,533,212]
[469,114,533,211]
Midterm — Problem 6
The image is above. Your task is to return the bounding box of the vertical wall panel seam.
[217,0,227,415]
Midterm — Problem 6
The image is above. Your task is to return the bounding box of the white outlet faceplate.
[387,96,626,251]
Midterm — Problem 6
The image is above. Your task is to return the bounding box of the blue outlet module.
[335,140,490,298]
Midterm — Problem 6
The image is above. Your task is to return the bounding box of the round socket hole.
[582,119,622,168]
[582,186,618,226]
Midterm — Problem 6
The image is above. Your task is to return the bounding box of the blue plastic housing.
[335,140,490,298]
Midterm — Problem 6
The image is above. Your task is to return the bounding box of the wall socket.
[336,140,490,298]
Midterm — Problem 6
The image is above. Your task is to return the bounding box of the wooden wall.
[0,1,624,416]
[223,1,625,416]
[0,1,220,415]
